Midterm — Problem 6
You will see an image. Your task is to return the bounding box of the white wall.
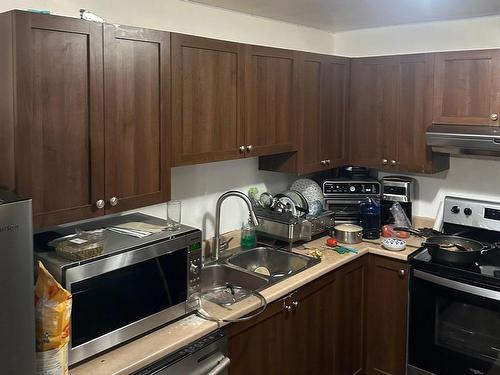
[137,158,294,239]
[334,15,500,57]
[335,15,500,219]
[0,0,333,239]
[0,0,335,53]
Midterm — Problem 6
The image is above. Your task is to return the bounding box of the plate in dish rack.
[382,238,407,252]
[290,178,323,209]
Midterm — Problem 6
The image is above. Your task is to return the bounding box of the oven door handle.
[414,270,500,301]
[206,356,231,375]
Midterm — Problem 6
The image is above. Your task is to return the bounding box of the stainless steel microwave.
[35,213,202,365]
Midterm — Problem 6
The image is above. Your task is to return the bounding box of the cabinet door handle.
[398,269,405,279]
[292,301,299,310]
[95,199,105,209]
[239,145,245,153]
[490,113,498,121]
[246,145,253,152]
[109,197,119,207]
[390,159,397,166]
[382,159,388,165]
[285,304,293,312]
[320,160,327,166]
[326,159,331,166]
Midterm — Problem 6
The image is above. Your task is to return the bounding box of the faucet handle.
[218,236,234,252]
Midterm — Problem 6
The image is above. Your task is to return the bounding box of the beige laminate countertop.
[70,235,422,375]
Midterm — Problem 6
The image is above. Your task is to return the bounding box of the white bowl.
[382,238,407,252]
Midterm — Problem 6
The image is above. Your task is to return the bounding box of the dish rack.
[255,207,334,250]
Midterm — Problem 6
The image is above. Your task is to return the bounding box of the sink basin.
[200,264,269,306]
[227,247,319,282]
[201,264,269,292]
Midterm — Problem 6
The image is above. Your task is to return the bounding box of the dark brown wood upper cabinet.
[259,53,349,175]
[349,56,398,169]
[171,34,244,166]
[0,11,171,228]
[434,49,500,126]
[396,54,448,173]
[350,54,449,173]
[103,24,170,213]
[1,11,105,228]
[321,55,350,169]
[244,45,298,157]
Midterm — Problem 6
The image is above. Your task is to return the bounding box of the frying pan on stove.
[393,227,494,264]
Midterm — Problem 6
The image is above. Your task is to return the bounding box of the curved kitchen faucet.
[213,191,259,261]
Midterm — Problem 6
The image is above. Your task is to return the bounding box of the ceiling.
[189,0,500,32]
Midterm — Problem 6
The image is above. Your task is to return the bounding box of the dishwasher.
[133,331,230,375]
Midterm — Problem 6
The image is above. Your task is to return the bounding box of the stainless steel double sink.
[201,247,320,300]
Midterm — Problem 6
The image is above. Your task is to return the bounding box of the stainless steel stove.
[408,197,500,375]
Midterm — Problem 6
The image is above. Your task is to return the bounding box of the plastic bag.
[35,261,72,375]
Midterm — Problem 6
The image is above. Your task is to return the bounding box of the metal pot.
[393,227,493,264]
[334,224,363,244]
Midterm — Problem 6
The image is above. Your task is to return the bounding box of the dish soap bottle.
[240,217,257,250]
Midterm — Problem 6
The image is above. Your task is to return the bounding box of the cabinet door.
[14,12,105,228]
[244,45,297,157]
[171,34,244,166]
[224,299,288,375]
[299,53,324,173]
[103,25,170,213]
[396,54,435,173]
[335,256,367,375]
[349,57,398,168]
[321,55,349,168]
[286,272,337,375]
[366,255,408,375]
[434,49,500,126]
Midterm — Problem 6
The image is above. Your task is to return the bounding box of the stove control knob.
[349,186,356,192]
[451,206,460,214]
[464,208,472,216]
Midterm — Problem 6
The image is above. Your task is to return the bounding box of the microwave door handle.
[206,356,231,375]
[414,270,500,301]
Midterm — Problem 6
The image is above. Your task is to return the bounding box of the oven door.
[66,236,193,365]
[408,269,500,375]
[324,198,362,224]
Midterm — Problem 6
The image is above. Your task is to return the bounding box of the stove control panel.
[323,181,380,196]
[444,196,500,231]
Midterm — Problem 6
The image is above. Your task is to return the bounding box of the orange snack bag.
[35,261,72,375]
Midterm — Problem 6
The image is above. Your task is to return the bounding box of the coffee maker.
[380,176,416,225]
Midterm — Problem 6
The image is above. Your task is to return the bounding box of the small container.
[360,198,381,239]
[55,229,104,261]
[240,218,257,250]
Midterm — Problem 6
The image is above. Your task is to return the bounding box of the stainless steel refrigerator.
[0,190,35,374]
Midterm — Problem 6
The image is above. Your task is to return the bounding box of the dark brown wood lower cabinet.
[224,271,337,375]
[335,256,368,375]
[223,255,408,375]
[366,255,409,375]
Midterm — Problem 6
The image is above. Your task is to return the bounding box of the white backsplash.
[380,156,500,220]
[129,158,294,239]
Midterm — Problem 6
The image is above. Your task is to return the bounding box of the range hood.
[426,124,500,157]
